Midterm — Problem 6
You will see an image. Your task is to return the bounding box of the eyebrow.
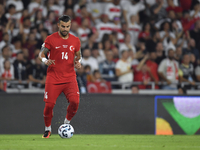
[61,25,70,27]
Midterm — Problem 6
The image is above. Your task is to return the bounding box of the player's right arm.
[38,47,55,66]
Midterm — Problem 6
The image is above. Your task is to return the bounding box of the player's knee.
[69,96,79,111]
[43,102,55,117]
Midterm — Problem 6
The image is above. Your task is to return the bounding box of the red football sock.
[43,102,55,127]
[66,96,79,121]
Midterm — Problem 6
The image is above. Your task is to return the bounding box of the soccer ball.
[58,124,74,138]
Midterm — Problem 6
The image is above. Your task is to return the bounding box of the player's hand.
[75,61,81,69]
[45,59,55,66]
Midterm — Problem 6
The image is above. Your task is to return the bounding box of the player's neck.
[58,31,69,39]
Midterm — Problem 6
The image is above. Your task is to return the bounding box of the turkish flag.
[87,82,112,93]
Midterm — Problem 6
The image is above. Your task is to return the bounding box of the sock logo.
[44,92,48,99]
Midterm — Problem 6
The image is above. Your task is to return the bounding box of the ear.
[57,23,59,28]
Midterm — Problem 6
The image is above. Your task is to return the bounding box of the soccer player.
[38,15,82,138]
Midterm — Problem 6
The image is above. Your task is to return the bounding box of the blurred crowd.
[0,0,200,93]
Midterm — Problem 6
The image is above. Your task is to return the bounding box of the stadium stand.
[0,0,200,94]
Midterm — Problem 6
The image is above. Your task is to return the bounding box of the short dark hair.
[2,45,9,53]
[59,15,71,23]
[8,4,15,10]
[93,69,100,75]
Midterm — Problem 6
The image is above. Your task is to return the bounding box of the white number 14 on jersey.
[61,52,68,60]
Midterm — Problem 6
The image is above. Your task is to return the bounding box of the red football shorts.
[43,78,80,104]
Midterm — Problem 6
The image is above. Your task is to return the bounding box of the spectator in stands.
[87,0,102,24]
[0,45,13,74]
[0,32,14,54]
[159,21,176,51]
[99,50,116,81]
[13,52,27,83]
[0,4,7,28]
[112,16,124,43]
[74,4,93,26]
[0,59,14,81]
[150,0,166,21]
[190,2,200,18]
[93,69,106,82]
[179,53,195,89]
[138,22,151,41]
[21,17,31,35]
[133,54,157,89]
[195,62,200,82]
[84,64,94,82]
[104,0,121,22]
[28,0,47,17]
[131,85,139,94]
[178,87,187,94]
[155,42,166,65]
[158,49,179,90]
[115,50,133,85]
[5,4,21,21]
[190,20,200,50]
[73,0,87,18]
[0,59,14,91]
[76,65,87,93]
[44,11,56,34]
[46,0,64,17]
[91,44,105,63]
[183,38,200,61]
[28,56,46,88]
[119,33,136,56]
[36,28,48,49]
[128,14,141,46]
[64,8,74,19]
[22,48,32,78]
[69,21,79,37]
[146,51,159,88]
[122,0,145,24]
[78,18,91,48]
[85,31,99,49]
[12,37,22,60]
[96,14,113,42]
[146,31,161,52]
[112,46,119,63]
[82,48,99,72]
[22,32,37,60]
[174,46,182,63]
[34,10,45,26]
[64,0,75,10]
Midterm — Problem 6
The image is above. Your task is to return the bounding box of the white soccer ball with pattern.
[58,124,74,138]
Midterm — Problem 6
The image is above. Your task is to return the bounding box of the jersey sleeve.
[75,37,81,52]
[42,36,51,50]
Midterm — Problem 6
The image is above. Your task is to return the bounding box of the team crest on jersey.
[70,45,75,51]
[63,45,68,48]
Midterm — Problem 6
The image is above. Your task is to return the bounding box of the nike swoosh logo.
[55,46,61,49]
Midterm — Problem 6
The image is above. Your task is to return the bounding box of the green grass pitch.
[0,134,200,150]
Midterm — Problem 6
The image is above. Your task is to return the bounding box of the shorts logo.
[44,92,48,99]
[77,92,79,94]
[70,45,75,51]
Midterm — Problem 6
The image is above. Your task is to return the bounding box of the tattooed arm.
[38,47,55,66]
[75,50,82,62]
[74,49,82,69]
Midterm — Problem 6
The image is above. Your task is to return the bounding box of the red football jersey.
[43,32,81,84]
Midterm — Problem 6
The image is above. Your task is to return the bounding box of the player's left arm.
[74,49,82,69]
